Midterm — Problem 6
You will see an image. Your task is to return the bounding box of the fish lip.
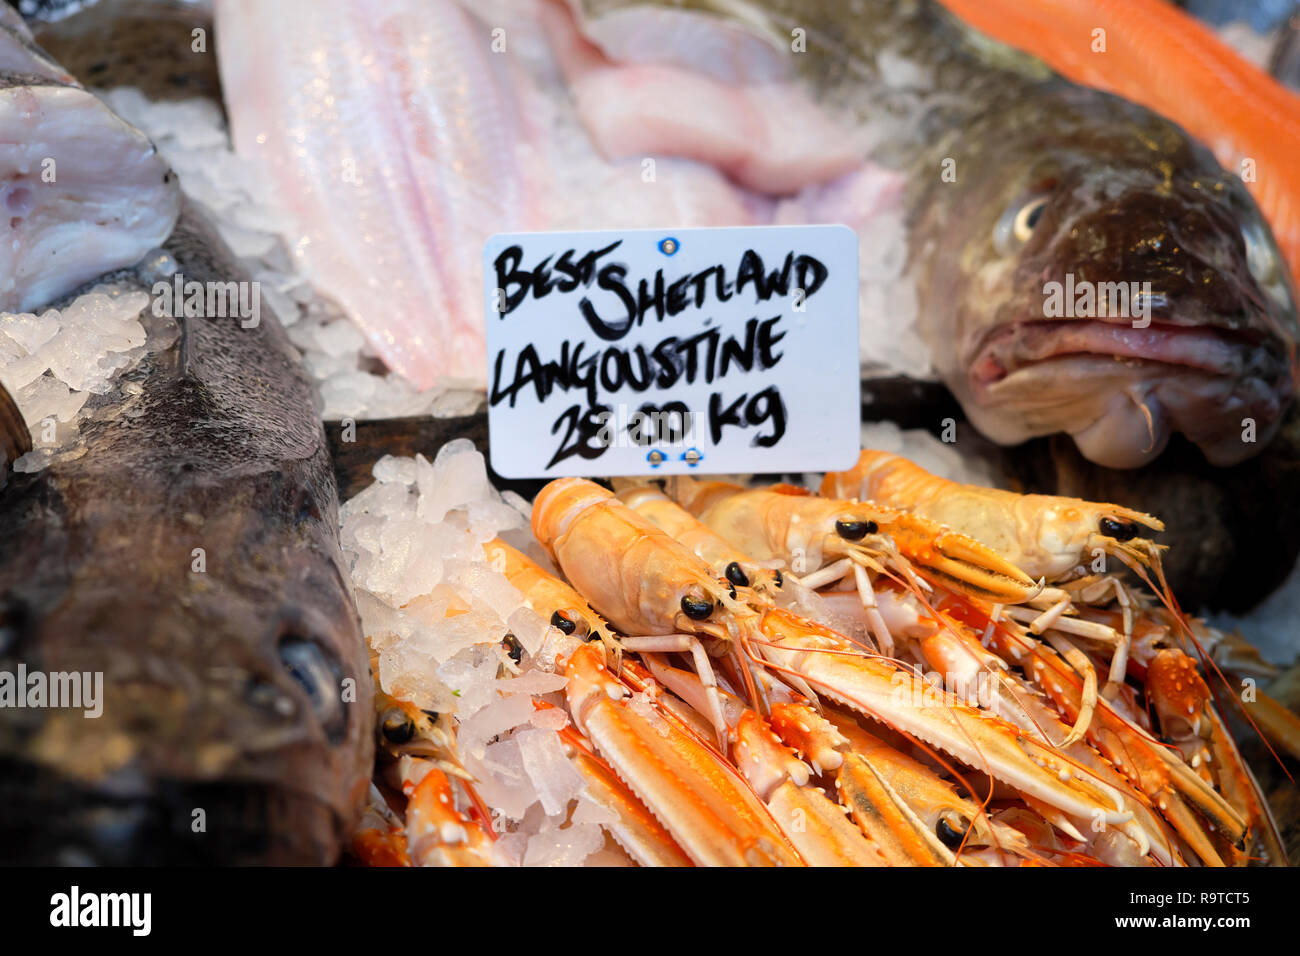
[0,756,348,865]
[967,317,1286,392]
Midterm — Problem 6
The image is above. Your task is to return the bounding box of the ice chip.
[470,738,531,821]
[517,727,586,818]
[500,666,568,697]
[16,376,87,427]
[418,440,494,523]
[0,309,59,353]
[522,822,605,867]
[458,694,535,761]
[529,703,570,730]
[571,792,618,828]
[1,351,49,391]
[506,606,551,656]
[373,454,419,486]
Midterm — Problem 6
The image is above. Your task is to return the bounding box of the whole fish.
[213,0,551,389]
[0,14,373,863]
[558,0,1300,468]
[0,206,374,865]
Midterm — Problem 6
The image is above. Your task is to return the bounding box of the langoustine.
[531,478,1151,859]
[351,444,1287,866]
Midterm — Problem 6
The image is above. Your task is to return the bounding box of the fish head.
[0,467,373,865]
[922,84,1299,468]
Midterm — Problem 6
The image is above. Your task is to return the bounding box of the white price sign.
[484,225,859,478]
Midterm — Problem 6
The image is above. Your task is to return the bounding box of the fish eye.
[681,594,714,620]
[1099,517,1139,542]
[1242,224,1279,285]
[936,816,968,849]
[725,561,750,588]
[1013,197,1048,242]
[550,610,577,636]
[994,194,1051,256]
[772,570,784,588]
[835,519,877,541]
[278,635,348,744]
[380,707,415,744]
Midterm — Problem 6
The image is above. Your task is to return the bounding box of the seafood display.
[211,0,1300,470]
[0,0,1296,878]
[345,441,1290,866]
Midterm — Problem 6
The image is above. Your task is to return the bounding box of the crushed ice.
[0,289,156,472]
[340,439,608,865]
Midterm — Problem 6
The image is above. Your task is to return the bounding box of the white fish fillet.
[217,0,547,386]
[216,0,784,388]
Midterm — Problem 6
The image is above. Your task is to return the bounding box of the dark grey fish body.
[0,2,372,865]
[0,206,374,864]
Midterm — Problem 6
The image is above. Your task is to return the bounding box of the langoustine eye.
[681,595,714,620]
[935,816,969,849]
[1099,517,1139,541]
[380,707,415,744]
[835,518,877,541]
[551,609,594,641]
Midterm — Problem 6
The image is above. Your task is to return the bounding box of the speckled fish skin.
[572,0,1299,469]
[215,0,542,389]
[31,0,222,103]
[0,205,374,864]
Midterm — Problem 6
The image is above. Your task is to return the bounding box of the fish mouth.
[965,318,1294,467]
[0,756,347,865]
[969,318,1280,388]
